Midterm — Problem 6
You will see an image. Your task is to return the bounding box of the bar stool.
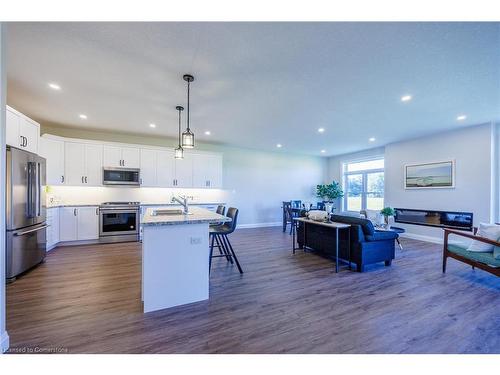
[209,207,243,274]
[210,205,229,261]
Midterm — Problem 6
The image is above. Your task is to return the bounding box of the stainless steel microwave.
[102,167,140,186]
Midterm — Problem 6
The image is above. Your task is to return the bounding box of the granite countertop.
[141,206,231,227]
[46,202,225,208]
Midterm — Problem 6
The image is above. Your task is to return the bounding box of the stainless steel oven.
[99,202,140,243]
[103,167,140,186]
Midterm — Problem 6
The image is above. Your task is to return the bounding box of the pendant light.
[174,105,184,159]
[181,74,195,148]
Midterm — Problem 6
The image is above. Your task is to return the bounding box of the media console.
[394,208,473,231]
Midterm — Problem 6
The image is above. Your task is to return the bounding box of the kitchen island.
[141,206,230,313]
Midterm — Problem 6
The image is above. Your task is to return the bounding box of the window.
[343,158,384,212]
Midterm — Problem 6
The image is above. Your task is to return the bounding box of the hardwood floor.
[6,227,500,354]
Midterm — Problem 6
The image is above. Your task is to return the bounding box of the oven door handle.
[100,208,139,212]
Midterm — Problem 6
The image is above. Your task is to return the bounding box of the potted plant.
[316,181,344,212]
[380,207,395,227]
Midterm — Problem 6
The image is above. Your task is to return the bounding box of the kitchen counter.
[141,206,231,226]
[141,206,228,313]
[46,202,225,208]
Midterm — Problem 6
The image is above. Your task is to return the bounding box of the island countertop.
[141,206,231,226]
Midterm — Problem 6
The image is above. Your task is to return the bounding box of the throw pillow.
[467,223,500,253]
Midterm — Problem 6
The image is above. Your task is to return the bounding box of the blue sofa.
[297,214,398,272]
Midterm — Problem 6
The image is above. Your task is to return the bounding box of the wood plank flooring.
[6,227,500,353]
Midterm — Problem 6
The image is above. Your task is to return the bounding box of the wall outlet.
[190,237,202,245]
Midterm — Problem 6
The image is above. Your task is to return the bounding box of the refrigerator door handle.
[36,162,41,216]
[14,224,49,236]
[27,162,34,217]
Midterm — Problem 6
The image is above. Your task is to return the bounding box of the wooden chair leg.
[442,254,447,273]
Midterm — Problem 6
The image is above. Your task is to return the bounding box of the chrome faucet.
[171,195,189,214]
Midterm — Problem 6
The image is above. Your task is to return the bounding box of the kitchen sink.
[151,209,192,216]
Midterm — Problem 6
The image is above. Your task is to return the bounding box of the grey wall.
[41,125,328,227]
[327,124,498,242]
[385,123,495,240]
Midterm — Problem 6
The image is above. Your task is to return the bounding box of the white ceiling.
[6,22,500,156]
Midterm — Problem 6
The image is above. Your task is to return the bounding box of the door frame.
[0,22,10,353]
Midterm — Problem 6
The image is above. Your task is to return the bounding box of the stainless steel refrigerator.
[6,146,47,281]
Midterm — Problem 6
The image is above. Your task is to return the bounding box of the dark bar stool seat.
[209,207,243,274]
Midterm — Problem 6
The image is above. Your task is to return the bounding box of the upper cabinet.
[39,137,65,185]
[156,150,175,187]
[192,153,223,188]
[64,141,103,186]
[41,134,223,189]
[6,106,40,154]
[104,145,140,168]
[174,152,193,187]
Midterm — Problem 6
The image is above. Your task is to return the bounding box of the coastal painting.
[404,161,455,189]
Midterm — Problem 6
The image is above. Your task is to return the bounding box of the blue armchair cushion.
[366,230,399,242]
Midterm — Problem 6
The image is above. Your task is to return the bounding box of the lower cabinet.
[46,207,60,250]
[59,206,99,242]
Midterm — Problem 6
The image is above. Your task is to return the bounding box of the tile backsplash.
[46,186,231,206]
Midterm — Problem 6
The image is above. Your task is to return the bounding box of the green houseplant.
[316,181,344,211]
[380,207,395,226]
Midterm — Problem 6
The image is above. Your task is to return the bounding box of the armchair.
[443,228,500,277]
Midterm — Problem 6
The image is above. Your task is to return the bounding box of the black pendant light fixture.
[174,105,184,159]
[181,74,195,148]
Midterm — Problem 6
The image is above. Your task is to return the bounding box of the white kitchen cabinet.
[6,108,20,148]
[76,207,100,240]
[121,147,140,168]
[64,142,103,186]
[156,150,175,187]
[46,207,60,250]
[39,137,65,185]
[174,152,193,187]
[192,153,223,188]
[103,145,140,168]
[84,144,103,185]
[59,207,78,242]
[59,206,99,242]
[140,149,157,186]
[6,106,40,154]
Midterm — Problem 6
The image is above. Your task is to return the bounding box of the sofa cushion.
[331,215,375,236]
[448,243,500,268]
[366,230,399,241]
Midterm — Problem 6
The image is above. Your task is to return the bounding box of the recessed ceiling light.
[401,95,412,102]
[318,128,325,133]
[48,83,61,90]
[79,114,88,120]
[369,137,376,142]
[276,144,282,148]
[321,150,326,153]
[204,131,211,135]
[456,115,467,121]
[149,123,156,128]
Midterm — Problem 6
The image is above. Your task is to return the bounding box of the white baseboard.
[237,222,282,229]
[400,232,443,244]
[1,331,9,353]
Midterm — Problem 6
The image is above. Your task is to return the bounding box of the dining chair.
[292,200,302,208]
[282,201,292,232]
